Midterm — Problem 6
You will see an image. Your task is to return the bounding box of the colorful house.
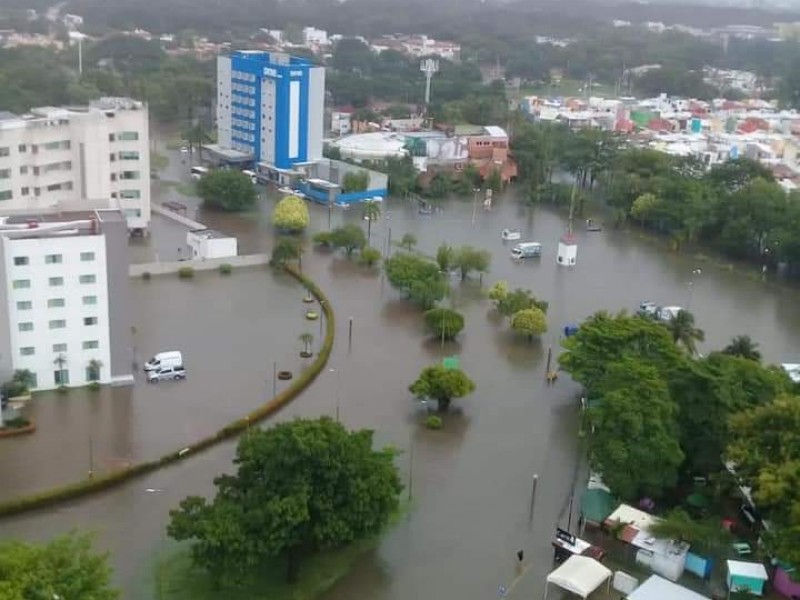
[727,560,769,596]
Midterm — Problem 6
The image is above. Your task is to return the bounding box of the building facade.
[0,210,133,391]
[216,51,325,171]
[0,97,151,233]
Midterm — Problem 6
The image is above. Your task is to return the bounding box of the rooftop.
[188,228,231,240]
[0,210,121,240]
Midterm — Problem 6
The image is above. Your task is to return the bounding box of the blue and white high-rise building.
[217,51,325,171]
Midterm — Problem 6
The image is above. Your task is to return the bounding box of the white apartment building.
[0,210,133,391]
[0,97,151,234]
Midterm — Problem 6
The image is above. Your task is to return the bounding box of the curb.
[0,266,334,518]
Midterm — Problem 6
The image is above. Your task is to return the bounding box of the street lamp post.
[471,188,480,226]
[687,268,702,310]
[328,368,341,422]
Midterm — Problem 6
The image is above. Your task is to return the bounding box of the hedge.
[0,266,335,518]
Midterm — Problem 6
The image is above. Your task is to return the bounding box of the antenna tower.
[420,59,439,105]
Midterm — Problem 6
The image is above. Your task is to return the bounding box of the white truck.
[511,242,543,259]
[144,351,183,372]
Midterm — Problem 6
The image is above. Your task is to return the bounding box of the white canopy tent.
[544,555,612,599]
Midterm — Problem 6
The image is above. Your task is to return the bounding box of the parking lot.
[0,266,316,499]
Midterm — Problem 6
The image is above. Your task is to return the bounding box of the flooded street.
[0,182,799,600]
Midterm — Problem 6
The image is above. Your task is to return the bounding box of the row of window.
[232,119,256,132]
[231,141,252,153]
[16,296,97,310]
[110,190,142,200]
[111,170,140,181]
[231,106,256,119]
[0,182,75,201]
[18,316,98,331]
[109,132,140,142]
[13,274,97,288]
[231,82,256,95]
[0,141,71,158]
[20,340,100,356]
[23,367,101,387]
[232,94,256,107]
[232,70,257,83]
[14,252,95,266]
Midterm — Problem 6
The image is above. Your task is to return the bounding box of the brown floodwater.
[1,165,799,600]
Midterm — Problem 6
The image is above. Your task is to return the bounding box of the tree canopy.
[0,533,119,600]
[510,307,548,340]
[272,195,310,232]
[409,364,475,412]
[384,253,447,309]
[424,307,465,340]
[168,418,402,586]
[197,170,257,212]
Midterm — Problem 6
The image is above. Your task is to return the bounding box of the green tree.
[272,195,310,232]
[197,170,257,212]
[409,364,475,412]
[399,233,417,252]
[560,312,683,392]
[342,171,369,193]
[453,246,491,281]
[630,192,660,227]
[0,533,119,600]
[510,308,547,340]
[427,174,450,199]
[424,307,465,340]
[587,358,684,499]
[488,280,508,303]
[436,243,455,273]
[330,224,367,255]
[384,253,447,309]
[362,199,381,243]
[496,288,548,318]
[359,246,382,267]
[722,335,761,361]
[182,122,211,158]
[1,369,36,398]
[486,168,502,193]
[271,238,301,267]
[649,509,733,558]
[168,418,402,585]
[666,310,705,355]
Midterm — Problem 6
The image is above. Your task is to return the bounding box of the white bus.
[190,166,210,180]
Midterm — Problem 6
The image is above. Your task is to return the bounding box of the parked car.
[147,365,186,383]
[144,351,183,371]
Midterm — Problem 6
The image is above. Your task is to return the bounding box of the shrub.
[360,246,382,267]
[57,385,69,394]
[218,263,233,275]
[178,266,194,279]
[142,271,152,281]
[272,195,310,232]
[197,170,257,212]
[424,307,465,340]
[424,415,443,430]
[88,382,101,392]
[3,417,30,429]
[313,231,335,247]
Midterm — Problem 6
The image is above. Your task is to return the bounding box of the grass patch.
[151,151,169,171]
[154,501,408,600]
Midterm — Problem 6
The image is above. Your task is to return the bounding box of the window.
[20,347,35,356]
[120,190,140,199]
[44,140,70,151]
[83,317,98,326]
[54,369,69,386]
[116,131,139,141]
[82,295,97,306]
[0,147,8,157]
[18,322,33,332]
[79,274,96,284]
[86,365,101,382]
[18,144,26,153]
[16,301,32,310]
[12,279,30,289]
[49,277,64,287]
[52,343,67,353]
[124,209,142,218]
[120,170,140,180]
[82,340,99,350]
[49,319,66,329]
[80,252,95,262]
[118,151,140,160]
[0,169,10,179]
[45,254,63,264]
[20,166,28,175]
[13,256,28,266]
[47,298,65,308]
[108,134,115,142]
[0,190,12,201]
[21,187,29,196]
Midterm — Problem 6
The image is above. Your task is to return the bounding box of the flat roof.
[628,575,709,600]
[727,560,768,580]
[189,228,231,240]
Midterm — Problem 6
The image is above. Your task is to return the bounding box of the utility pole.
[528,474,538,528]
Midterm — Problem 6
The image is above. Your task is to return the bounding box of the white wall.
[217,56,233,149]
[307,66,326,161]
[2,232,111,389]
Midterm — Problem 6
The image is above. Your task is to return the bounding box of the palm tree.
[87,359,103,382]
[667,310,705,355]
[722,335,761,362]
[363,200,381,243]
[183,123,211,160]
[299,333,314,357]
[400,233,417,252]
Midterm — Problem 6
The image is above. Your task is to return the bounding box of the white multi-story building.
[0,97,151,234]
[0,210,133,391]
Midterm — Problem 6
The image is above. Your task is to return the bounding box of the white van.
[242,169,258,184]
[511,242,543,259]
[144,351,183,372]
